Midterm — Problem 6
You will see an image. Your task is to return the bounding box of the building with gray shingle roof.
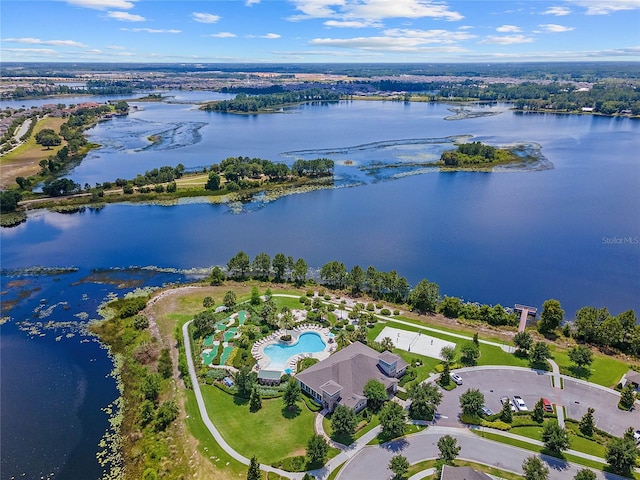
[441,465,492,480]
[295,341,407,412]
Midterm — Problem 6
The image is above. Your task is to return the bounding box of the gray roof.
[626,370,640,384]
[258,370,282,381]
[295,342,400,409]
[320,380,343,396]
[379,351,400,365]
[441,466,492,480]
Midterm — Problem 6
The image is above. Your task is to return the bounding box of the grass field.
[200,384,315,464]
[552,347,630,388]
[1,116,67,187]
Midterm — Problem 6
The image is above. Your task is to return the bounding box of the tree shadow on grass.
[233,394,249,406]
[282,405,301,419]
[568,365,592,380]
[330,431,354,446]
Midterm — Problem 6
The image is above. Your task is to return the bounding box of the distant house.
[257,369,282,386]
[295,341,407,412]
[441,465,492,480]
[623,370,640,392]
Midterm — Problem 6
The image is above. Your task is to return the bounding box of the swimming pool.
[262,332,326,370]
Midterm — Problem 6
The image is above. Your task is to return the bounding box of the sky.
[1,0,639,63]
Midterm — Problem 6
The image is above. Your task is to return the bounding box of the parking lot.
[433,367,638,437]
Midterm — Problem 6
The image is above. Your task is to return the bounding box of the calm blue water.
[263,332,327,370]
[1,95,639,480]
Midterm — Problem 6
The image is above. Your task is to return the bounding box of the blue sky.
[1,0,639,63]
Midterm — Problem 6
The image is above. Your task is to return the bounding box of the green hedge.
[396,390,409,401]
[302,394,323,412]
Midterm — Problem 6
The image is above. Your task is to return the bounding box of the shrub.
[133,314,149,330]
[381,308,391,316]
[306,290,314,297]
[394,310,400,316]
[366,303,375,311]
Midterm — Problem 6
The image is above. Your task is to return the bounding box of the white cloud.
[324,19,381,28]
[496,25,521,32]
[84,49,103,54]
[2,48,59,54]
[2,37,88,47]
[310,36,468,52]
[192,12,221,23]
[121,28,181,33]
[246,0,260,5]
[65,0,135,10]
[260,33,281,39]
[542,6,571,15]
[568,0,640,14]
[290,0,463,22]
[106,45,127,49]
[107,11,145,21]
[538,24,575,32]
[479,34,535,45]
[383,28,476,43]
[209,32,237,38]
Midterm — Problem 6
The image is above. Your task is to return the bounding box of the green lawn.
[200,384,315,464]
[183,389,247,479]
[552,347,629,388]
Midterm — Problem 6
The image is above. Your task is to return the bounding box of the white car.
[513,395,528,411]
[450,373,463,385]
[634,430,640,444]
[500,396,517,412]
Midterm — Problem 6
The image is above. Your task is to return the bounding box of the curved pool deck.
[252,324,335,374]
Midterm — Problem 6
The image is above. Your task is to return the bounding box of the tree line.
[201,88,340,113]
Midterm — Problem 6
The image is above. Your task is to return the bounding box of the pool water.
[262,332,326,370]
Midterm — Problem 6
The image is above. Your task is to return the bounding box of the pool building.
[295,342,407,413]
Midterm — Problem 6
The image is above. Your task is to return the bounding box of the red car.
[542,398,553,413]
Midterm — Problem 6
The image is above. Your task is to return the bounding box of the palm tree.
[279,311,295,337]
[335,329,350,349]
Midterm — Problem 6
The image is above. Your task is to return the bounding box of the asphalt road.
[435,367,638,437]
[335,426,627,480]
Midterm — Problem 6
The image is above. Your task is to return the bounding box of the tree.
[209,266,226,285]
[348,265,365,293]
[437,435,460,465]
[459,388,484,417]
[606,432,639,474]
[0,190,21,213]
[379,401,406,438]
[364,379,388,412]
[227,251,251,278]
[292,258,308,285]
[380,337,394,352]
[439,296,461,318]
[579,408,595,437]
[619,383,636,409]
[573,469,596,480]
[440,362,451,387]
[499,397,513,423]
[155,400,179,431]
[388,454,410,479]
[247,455,261,480]
[513,331,533,352]
[538,299,564,334]
[141,373,161,403]
[272,253,287,282]
[252,252,271,279]
[440,346,456,364]
[205,172,221,190]
[529,341,551,366]
[224,290,237,309]
[249,384,262,412]
[407,278,439,313]
[460,342,480,366]
[522,456,549,480]
[307,434,328,465]
[568,345,593,369]
[203,296,215,308]
[331,404,357,437]
[408,382,442,421]
[283,377,301,410]
[158,348,172,379]
[235,366,257,397]
[542,420,570,453]
[250,286,261,305]
[532,398,545,423]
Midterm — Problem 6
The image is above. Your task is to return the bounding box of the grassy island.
[438,141,521,170]
[200,88,340,114]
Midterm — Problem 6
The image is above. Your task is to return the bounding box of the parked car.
[513,395,528,411]
[542,398,553,413]
[450,373,463,385]
[481,405,494,416]
[500,396,517,412]
[634,430,640,444]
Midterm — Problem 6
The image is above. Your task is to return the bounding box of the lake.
[1,93,639,479]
